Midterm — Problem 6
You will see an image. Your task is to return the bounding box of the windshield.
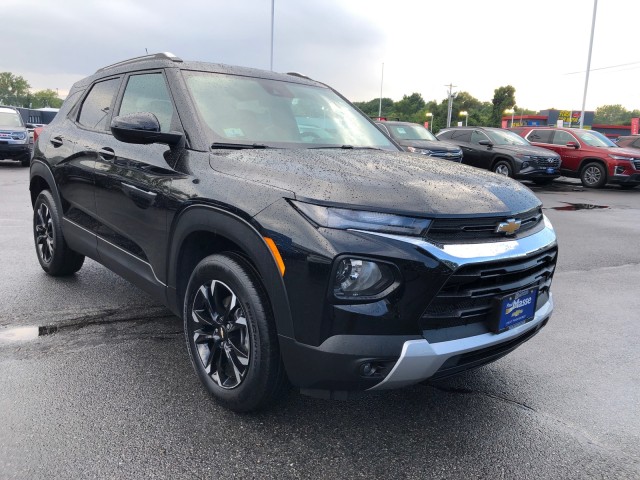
[575,130,617,148]
[485,129,530,146]
[386,123,437,141]
[0,111,23,128]
[183,72,397,150]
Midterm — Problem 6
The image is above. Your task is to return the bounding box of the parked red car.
[511,127,640,189]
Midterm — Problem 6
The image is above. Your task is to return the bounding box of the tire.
[580,162,607,188]
[492,160,513,177]
[183,253,287,412]
[33,190,85,276]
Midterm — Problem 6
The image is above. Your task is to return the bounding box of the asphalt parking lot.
[1,161,639,479]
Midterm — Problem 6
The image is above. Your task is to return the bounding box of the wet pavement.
[1,163,639,479]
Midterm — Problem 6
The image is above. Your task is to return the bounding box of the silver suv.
[0,106,31,166]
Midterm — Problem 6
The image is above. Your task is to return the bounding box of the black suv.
[375,120,462,162]
[437,126,561,184]
[30,53,557,411]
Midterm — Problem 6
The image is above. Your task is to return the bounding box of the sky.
[2,0,638,112]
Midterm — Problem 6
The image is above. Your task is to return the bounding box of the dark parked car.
[0,106,32,166]
[30,53,557,411]
[512,127,640,189]
[375,120,462,162]
[437,126,561,184]
[615,135,640,150]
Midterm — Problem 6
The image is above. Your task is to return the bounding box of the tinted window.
[633,138,640,148]
[78,78,120,130]
[552,130,577,146]
[471,130,490,144]
[437,130,453,139]
[449,129,472,143]
[387,124,437,141]
[119,73,174,133]
[527,129,553,143]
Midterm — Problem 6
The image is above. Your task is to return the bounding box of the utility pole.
[378,63,384,118]
[270,0,275,71]
[580,0,598,129]
[445,83,457,128]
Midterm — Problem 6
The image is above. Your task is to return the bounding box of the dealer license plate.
[491,287,538,333]
[546,167,556,174]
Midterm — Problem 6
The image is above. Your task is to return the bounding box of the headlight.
[11,132,27,141]
[332,257,398,300]
[291,200,431,236]
[515,154,533,160]
[407,146,431,155]
[543,214,554,231]
[609,154,634,161]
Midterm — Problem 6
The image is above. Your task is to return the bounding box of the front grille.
[531,156,561,168]
[633,160,640,170]
[429,150,462,161]
[420,246,557,332]
[425,207,543,243]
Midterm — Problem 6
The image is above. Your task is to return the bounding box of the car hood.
[209,149,540,216]
[398,139,461,152]
[0,126,27,133]
[493,144,557,157]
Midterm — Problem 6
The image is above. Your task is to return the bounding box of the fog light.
[360,363,375,376]
[614,166,626,175]
[522,161,529,168]
[333,258,395,299]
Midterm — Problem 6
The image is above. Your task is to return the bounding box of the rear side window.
[78,78,120,130]
[527,129,553,143]
[118,73,174,132]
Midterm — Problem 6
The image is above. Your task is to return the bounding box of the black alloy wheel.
[580,162,607,188]
[33,190,85,276]
[184,253,287,412]
[191,279,251,389]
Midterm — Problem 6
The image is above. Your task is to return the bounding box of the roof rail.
[286,72,313,80]
[95,52,183,73]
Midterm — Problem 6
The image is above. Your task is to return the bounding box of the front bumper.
[610,173,640,185]
[369,294,552,390]
[0,143,31,160]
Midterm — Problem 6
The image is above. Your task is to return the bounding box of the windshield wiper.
[309,145,382,150]
[211,142,269,149]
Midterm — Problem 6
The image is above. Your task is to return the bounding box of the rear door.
[549,130,581,173]
[93,71,181,295]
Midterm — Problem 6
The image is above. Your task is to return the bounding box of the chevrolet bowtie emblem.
[496,218,521,235]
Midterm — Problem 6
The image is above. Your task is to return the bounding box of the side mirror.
[566,141,579,149]
[478,139,493,147]
[25,123,36,129]
[111,112,183,146]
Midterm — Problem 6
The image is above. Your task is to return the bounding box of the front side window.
[552,130,577,146]
[78,78,120,130]
[471,131,490,144]
[183,71,396,150]
[118,73,174,132]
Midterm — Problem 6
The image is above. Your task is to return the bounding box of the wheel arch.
[167,204,294,338]
[579,157,608,174]
[29,160,61,208]
[491,156,514,171]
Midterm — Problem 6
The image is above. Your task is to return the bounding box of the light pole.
[425,112,433,132]
[270,0,275,71]
[580,0,598,129]
[504,108,514,127]
[459,111,468,127]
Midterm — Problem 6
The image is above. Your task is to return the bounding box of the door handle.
[99,147,115,161]
[50,136,63,147]
[121,182,157,207]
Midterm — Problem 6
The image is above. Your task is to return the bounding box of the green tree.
[353,97,394,118]
[490,85,516,127]
[0,72,31,107]
[593,104,630,125]
[30,89,63,109]
[391,93,426,122]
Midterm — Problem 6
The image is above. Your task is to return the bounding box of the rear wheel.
[492,160,513,177]
[33,190,85,276]
[183,253,287,412]
[580,162,607,188]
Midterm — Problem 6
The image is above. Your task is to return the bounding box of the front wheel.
[183,253,287,412]
[580,162,607,188]
[33,190,85,276]
[492,160,513,177]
